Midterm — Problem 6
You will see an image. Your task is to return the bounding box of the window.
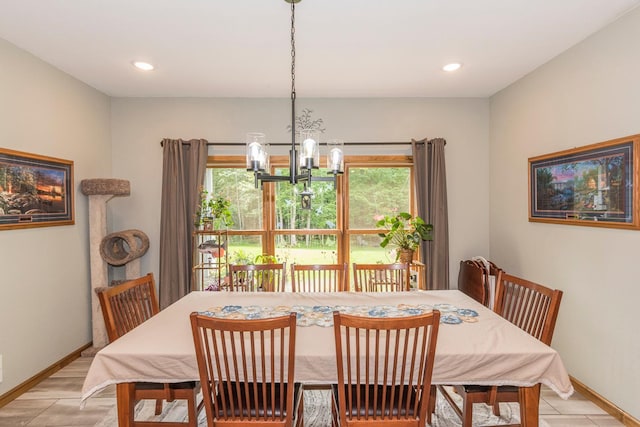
[204,155,414,289]
[348,165,412,264]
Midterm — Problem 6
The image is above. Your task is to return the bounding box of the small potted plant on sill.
[376,212,433,263]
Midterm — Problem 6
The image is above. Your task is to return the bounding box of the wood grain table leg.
[519,384,541,427]
[116,383,136,427]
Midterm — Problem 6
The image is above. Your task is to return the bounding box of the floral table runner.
[200,303,479,327]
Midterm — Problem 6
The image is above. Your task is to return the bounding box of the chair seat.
[216,381,302,418]
[332,384,420,418]
[136,381,198,391]
[462,384,518,394]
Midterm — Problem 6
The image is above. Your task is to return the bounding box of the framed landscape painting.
[528,134,640,230]
[0,148,74,230]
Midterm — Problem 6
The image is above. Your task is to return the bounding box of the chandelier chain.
[290,1,296,100]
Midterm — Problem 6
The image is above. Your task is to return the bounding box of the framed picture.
[0,148,74,230]
[529,134,640,229]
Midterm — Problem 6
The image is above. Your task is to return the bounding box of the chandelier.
[245,0,344,196]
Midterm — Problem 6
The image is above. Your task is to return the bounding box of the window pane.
[348,167,411,229]
[206,168,262,230]
[227,235,263,265]
[274,234,338,265]
[274,167,337,230]
[349,234,396,264]
[275,234,338,292]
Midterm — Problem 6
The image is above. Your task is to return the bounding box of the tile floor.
[0,357,625,426]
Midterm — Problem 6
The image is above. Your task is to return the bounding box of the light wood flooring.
[0,357,625,426]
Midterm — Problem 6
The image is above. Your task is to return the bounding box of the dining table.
[81,290,574,427]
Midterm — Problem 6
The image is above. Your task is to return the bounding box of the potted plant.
[195,188,234,230]
[253,254,280,291]
[376,212,433,263]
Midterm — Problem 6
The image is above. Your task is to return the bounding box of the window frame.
[206,154,415,266]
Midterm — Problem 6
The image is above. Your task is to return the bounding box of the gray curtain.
[159,138,208,309]
[413,138,449,290]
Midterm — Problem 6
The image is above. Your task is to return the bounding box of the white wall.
[109,97,491,290]
[0,38,111,395]
[490,6,640,420]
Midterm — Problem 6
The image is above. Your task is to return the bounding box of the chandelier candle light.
[245,0,344,196]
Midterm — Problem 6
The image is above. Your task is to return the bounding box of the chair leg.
[461,395,474,427]
[493,401,502,416]
[331,391,339,427]
[187,390,198,427]
[427,385,437,425]
[154,399,163,415]
[488,385,502,416]
[296,391,305,427]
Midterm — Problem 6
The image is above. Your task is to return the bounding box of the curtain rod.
[159,139,445,147]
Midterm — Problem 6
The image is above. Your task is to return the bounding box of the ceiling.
[0,0,639,98]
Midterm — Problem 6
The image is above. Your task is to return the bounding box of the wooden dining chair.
[457,259,503,307]
[409,261,426,290]
[96,273,202,427]
[434,273,563,427]
[331,310,441,426]
[228,263,286,292]
[457,259,488,305]
[291,263,348,292]
[190,312,303,427]
[352,263,411,292]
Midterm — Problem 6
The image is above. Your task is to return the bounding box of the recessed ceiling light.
[443,63,462,72]
[132,61,155,71]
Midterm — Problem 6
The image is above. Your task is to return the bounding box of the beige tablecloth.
[81,290,574,404]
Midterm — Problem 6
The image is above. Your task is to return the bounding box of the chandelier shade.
[299,129,320,170]
[327,139,345,173]
[246,132,267,172]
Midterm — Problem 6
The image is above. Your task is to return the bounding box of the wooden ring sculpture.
[99,229,149,266]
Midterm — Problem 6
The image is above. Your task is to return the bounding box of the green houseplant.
[376,212,433,262]
[195,188,234,230]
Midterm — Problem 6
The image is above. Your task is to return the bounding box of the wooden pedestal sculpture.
[80,178,135,352]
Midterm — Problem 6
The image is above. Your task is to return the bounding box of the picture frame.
[528,134,640,229]
[0,148,74,230]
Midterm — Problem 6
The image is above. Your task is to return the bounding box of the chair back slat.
[291,263,347,292]
[494,273,563,345]
[191,312,297,425]
[228,263,286,292]
[97,273,159,342]
[333,310,440,426]
[353,263,411,292]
